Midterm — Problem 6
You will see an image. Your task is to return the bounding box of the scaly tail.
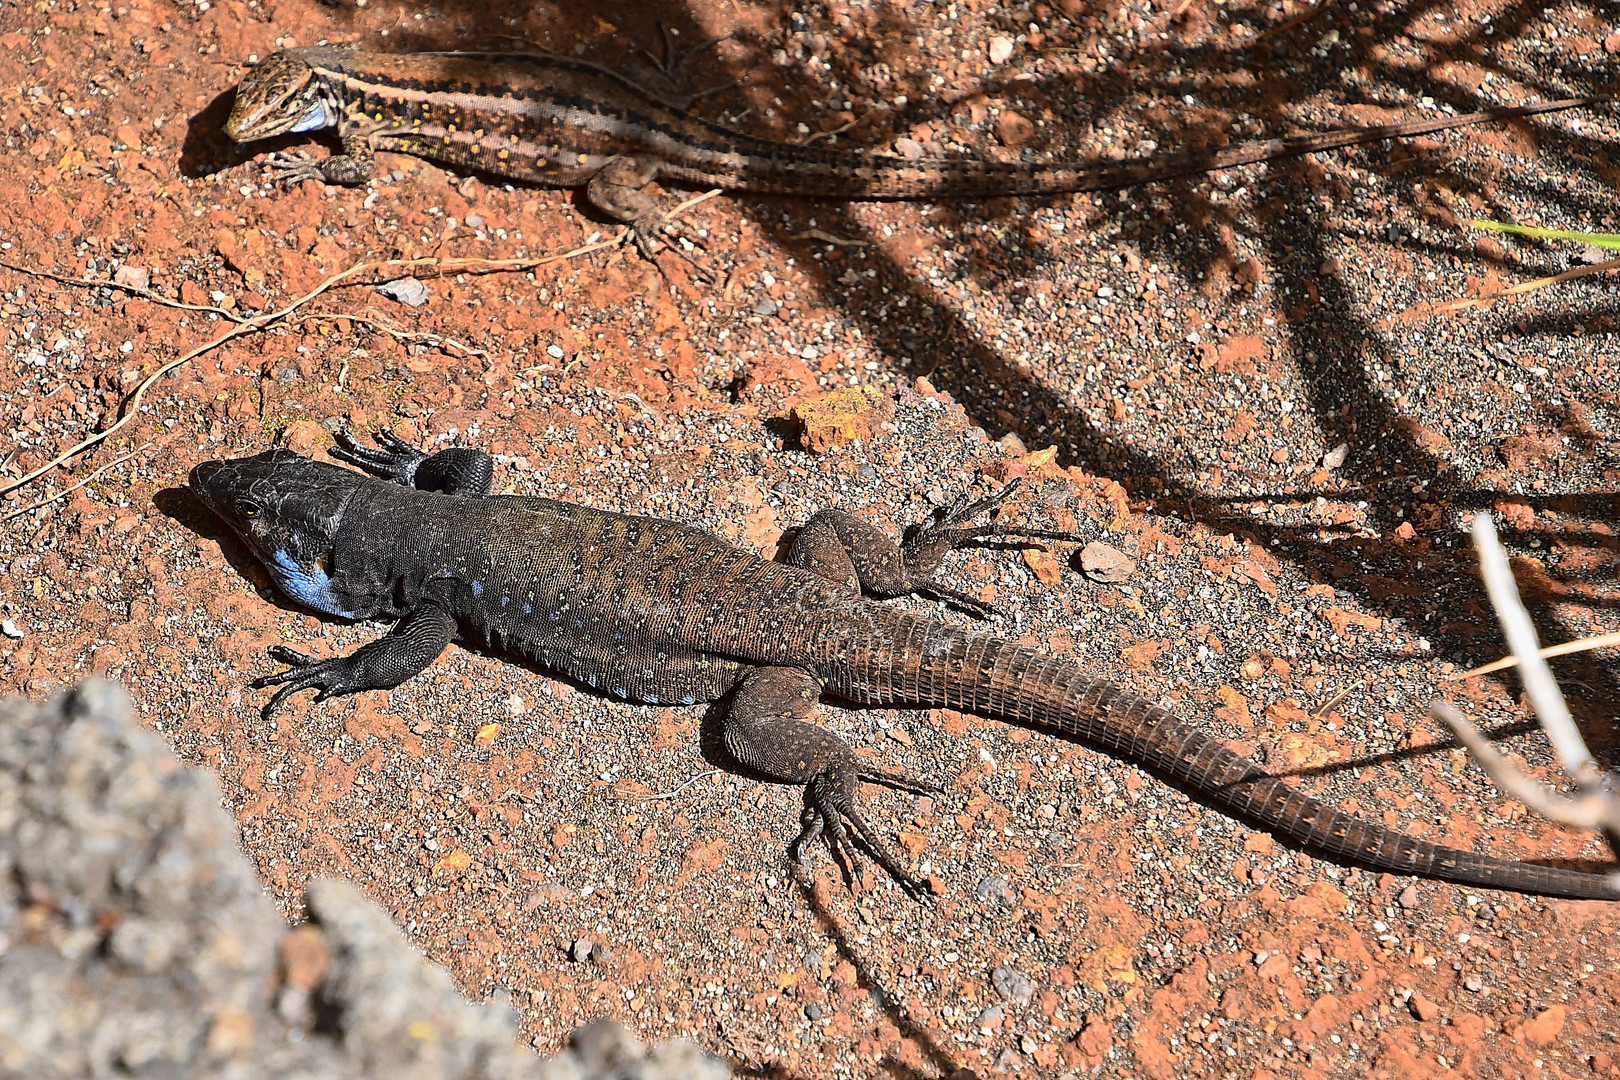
[836,614,1619,900]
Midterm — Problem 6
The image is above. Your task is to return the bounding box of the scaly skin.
[222,45,1602,245]
[189,436,1620,902]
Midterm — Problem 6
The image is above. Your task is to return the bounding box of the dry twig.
[1428,513,1620,869]
[0,232,627,502]
[0,443,150,524]
[1444,629,1620,680]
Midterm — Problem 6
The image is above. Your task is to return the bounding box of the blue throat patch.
[268,549,355,618]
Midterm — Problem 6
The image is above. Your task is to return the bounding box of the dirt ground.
[2,0,1618,1077]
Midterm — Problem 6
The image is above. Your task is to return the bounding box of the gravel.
[0,680,726,1080]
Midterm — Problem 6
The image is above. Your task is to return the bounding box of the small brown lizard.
[224,45,1598,248]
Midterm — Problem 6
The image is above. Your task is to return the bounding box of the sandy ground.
[2,0,1618,1077]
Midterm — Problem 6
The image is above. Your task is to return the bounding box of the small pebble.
[1080,542,1136,584]
[992,965,1035,1007]
[1398,885,1421,909]
[1,619,22,639]
[374,278,430,307]
[570,938,594,963]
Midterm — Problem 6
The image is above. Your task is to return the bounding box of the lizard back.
[225,46,1602,199]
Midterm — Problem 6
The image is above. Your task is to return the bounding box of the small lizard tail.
[836,617,1619,900]
[664,96,1601,200]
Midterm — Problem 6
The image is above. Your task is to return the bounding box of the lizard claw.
[793,766,933,902]
[251,645,354,719]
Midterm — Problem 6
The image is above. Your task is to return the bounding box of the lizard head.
[190,450,361,617]
[224,49,338,142]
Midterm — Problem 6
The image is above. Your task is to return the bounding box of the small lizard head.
[224,49,338,142]
[190,450,361,617]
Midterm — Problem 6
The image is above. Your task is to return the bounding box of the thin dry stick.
[1471,512,1600,781]
[1429,512,1620,866]
[0,259,244,321]
[1430,700,1619,839]
[1431,256,1620,313]
[0,232,628,501]
[1444,630,1620,680]
[295,312,487,358]
[635,770,723,802]
[0,442,149,524]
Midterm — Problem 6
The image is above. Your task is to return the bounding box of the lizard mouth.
[189,460,227,509]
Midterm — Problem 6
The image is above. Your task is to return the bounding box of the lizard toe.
[802,768,925,899]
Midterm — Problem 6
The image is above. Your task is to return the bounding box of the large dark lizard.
[189,434,1619,901]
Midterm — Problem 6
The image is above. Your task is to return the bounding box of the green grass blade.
[1470,220,1620,250]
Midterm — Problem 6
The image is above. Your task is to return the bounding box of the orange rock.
[281,419,324,454]
[1521,1004,1565,1046]
[790,385,894,452]
[278,925,330,991]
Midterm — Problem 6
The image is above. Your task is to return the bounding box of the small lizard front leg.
[252,602,455,719]
[723,665,934,899]
[584,156,701,261]
[269,123,378,186]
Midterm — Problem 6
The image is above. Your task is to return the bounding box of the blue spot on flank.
[267,549,355,618]
[614,687,627,699]
[501,595,510,607]
[549,611,558,621]
[472,580,484,598]
[523,603,532,614]
[574,619,584,629]
[680,695,695,705]
[584,674,597,688]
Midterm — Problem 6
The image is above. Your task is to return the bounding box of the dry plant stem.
[295,313,486,358]
[1429,701,1620,864]
[0,259,243,321]
[0,231,628,501]
[1472,512,1601,781]
[1446,630,1620,680]
[1432,256,1620,313]
[1431,511,1620,864]
[0,443,149,524]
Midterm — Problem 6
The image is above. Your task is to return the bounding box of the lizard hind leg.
[722,665,932,900]
[787,480,1081,617]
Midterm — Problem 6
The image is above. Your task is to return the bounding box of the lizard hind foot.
[796,766,932,901]
[903,477,1083,577]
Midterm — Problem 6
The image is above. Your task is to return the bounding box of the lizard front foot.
[331,429,494,495]
[251,644,361,719]
[265,150,371,186]
[902,478,1084,616]
[249,604,457,719]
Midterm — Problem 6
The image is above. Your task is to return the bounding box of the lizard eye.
[235,498,261,519]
